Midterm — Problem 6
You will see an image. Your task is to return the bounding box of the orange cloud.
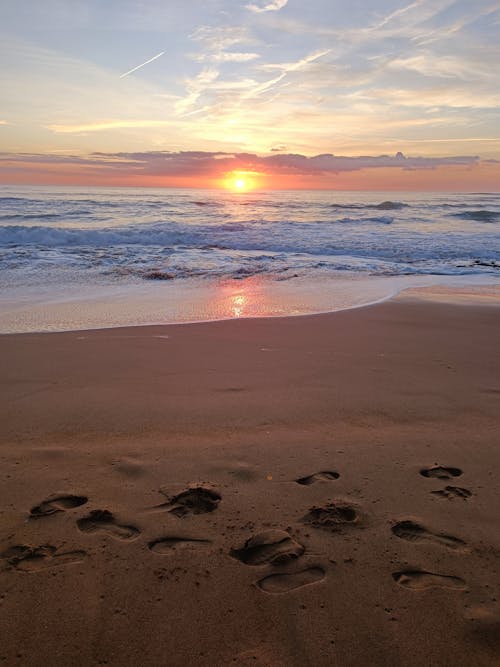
[0,150,498,191]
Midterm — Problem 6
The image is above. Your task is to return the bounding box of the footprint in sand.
[148,537,211,554]
[432,486,472,500]
[257,567,325,594]
[420,466,462,480]
[157,487,221,518]
[77,510,139,540]
[30,494,88,518]
[1,544,86,572]
[295,471,339,486]
[302,501,362,532]
[391,520,466,549]
[231,530,304,566]
[393,570,466,590]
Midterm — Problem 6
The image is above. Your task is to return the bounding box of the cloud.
[260,49,331,73]
[46,120,177,133]
[189,25,260,68]
[370,0,427,30]
[0,150,482,180]
[190,25,253,51]
[239,49,331,100]
[246,0,288,13]
[176,68,220,114]
[360,86,500,110]
[386,54,492,80]
[194,52,260,63]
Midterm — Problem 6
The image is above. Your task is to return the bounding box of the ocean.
[0,185,499,332]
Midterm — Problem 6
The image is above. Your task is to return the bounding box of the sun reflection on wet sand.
[232,294,246,318]
[5,273,493,334]
[216,276,274,320]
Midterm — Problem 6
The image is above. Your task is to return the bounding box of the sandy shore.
[1,298,499,666]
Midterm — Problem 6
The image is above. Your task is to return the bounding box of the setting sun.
[221,170,262,192]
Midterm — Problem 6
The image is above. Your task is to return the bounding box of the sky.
[1,0,500,190]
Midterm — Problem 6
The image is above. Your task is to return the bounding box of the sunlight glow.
[222,170,262,192]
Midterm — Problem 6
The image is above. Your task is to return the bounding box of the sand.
[0,297,499,666]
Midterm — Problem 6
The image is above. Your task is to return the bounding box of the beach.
[1,295,499,666]
[3,0,500,662]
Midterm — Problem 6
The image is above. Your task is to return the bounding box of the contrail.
[120,51,165,78]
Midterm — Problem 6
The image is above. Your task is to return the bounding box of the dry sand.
[0,298,499,666]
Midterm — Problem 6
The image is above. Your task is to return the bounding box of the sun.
[221,171,261,192]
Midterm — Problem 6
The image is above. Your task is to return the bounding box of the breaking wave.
[1,186,499,286]
[452,210,500,223]
[331,200,408,210]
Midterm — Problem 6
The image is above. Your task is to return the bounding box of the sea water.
[0,185,499,332]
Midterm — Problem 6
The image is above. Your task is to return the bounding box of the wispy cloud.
[194,52,260,63]
[412,2,500,45]
[176,67,220,114]
[46,120,176,133]
[370,0,427,30]
[260,49,331,73]
[119,50,165,78]
[239,49,331,100]
[387,53,492,80]
[190,26,253,51]
[360,86,500,109]
[246,0,288,13]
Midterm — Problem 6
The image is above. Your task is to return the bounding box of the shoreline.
[1,274,499,336]
[1,297,499,666]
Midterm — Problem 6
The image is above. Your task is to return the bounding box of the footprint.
[160,487,221,518]
[432,486,472,500]
[257,567,325,594]
[77,510,139,540]
[148,537,211,554]
[30,494,88,518]
[302,501,361,532]
[295,471,339,486]
[393,570,466,590]
[1,544,86,572]
[391,520,466,549]
[420,466,462,480]
[230,530,304,566]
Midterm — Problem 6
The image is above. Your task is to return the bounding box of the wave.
[0,197,124,209]
[0,216,399,247]
[331,201,407,211]
[0,224,187,246]
[337,216,394,224]
[374,201,408,210]
[0,197,34,203]
[453,210,499,223]
[0,213,61,222]
[0,209,107,222]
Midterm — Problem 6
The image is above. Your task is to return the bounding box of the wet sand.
[0,298,499,666]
